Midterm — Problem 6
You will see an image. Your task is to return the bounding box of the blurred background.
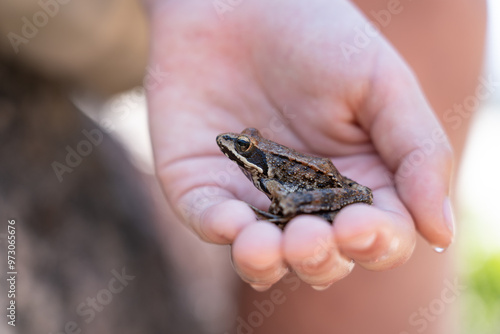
[82,1,500,332]
[457,1,500,332]
[53,0,500,332]
[1,0,499,333]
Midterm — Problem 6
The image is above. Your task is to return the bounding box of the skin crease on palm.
[146,0,456,289]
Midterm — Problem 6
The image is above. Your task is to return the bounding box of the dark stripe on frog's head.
[216,133,268,176]
[243,147,268,176]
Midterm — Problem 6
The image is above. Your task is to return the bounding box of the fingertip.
[335,205,415,270]
[391,134,454,249]
[443,197,456,237]
[233,222,283,267]
[335,205,389,263]
[282,216,334,264]
[232,222,287,285]
[430,196,455,253]
[249,283,273,292]
[283,216,354,286]
[200,199,256,244]
[398,167,454,250]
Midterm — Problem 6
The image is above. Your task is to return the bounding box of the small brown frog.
[216,128,373,228]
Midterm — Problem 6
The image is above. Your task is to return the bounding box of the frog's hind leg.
[247,204,290,229]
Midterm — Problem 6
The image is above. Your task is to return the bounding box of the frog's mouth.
[216,135,249,170]
[217,135,243,163]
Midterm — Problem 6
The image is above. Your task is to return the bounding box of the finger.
[361,57,455,250]
[334,188,416,271]
[232,222,288,291]
[194,196,258,244]
[282,216,354,290]
[155,150,261,244]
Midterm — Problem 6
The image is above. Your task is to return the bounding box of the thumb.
[361,56,455,251]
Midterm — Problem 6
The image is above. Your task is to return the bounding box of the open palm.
[147,0,454,289]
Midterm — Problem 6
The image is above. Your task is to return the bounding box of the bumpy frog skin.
[216,128,373,228]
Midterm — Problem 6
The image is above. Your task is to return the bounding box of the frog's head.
[216,128,269,182]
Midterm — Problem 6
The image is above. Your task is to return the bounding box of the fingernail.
[346,232,377,251]
[443,197,455,238]
[296,255,354,287]
[242,259,281,271]
[241,265,289,289]
[250,283,272,292]
[311,282,333,291]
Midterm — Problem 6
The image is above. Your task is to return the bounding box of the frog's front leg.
[248,179,292,227]
[260,179,290,215]
[247,204,290,229]
[276,187,373,217]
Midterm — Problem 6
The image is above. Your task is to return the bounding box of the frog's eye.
[235,136,251,152]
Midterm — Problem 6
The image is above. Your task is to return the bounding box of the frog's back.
[267,149,343,190]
